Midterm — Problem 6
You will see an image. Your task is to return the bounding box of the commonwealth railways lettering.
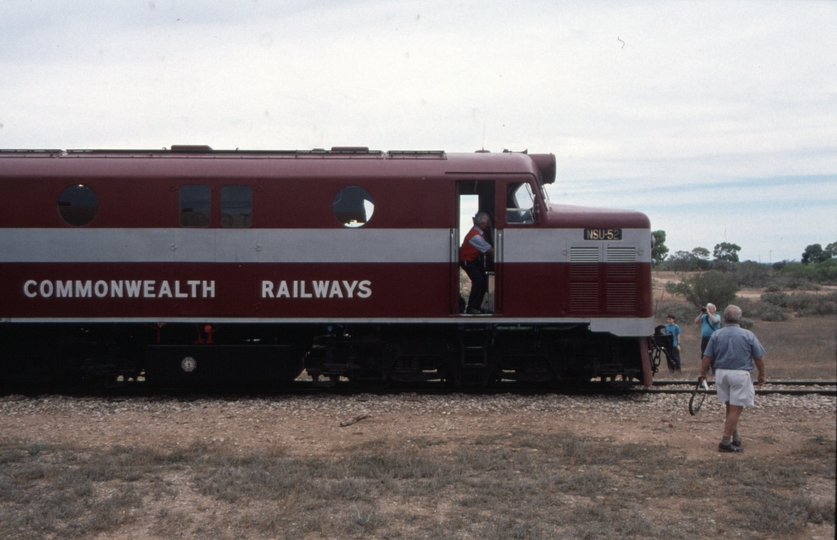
[23,280,215,299]
[261,280,372,299]
[21,279,373,300]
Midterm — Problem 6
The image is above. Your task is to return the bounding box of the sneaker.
[718,442,743,453]
[466,308,482,314]
[732,440,742,449]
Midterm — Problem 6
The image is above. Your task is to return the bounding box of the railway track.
[642,380,837,396]
[3,379,835,398]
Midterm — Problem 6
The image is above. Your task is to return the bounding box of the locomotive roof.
[0,146,557,184]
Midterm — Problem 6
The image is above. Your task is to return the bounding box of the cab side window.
[179,185,210,227]
[221,185,252,228]
[506,183,535,224]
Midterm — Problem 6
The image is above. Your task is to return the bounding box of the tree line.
[651,231,837,326]
[651,230,836,273]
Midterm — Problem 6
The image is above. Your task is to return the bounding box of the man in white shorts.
[698,305,766,453]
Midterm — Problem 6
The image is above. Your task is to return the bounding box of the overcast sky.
[2,0,835,263]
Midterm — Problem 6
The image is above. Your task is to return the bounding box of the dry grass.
[1,431,833,539]
[752,317,836,379]
[666,315,836,381]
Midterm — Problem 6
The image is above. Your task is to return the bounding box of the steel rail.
[652,380,837,387]
[639,387,836,396]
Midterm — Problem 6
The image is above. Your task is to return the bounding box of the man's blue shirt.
[704,324,766,371]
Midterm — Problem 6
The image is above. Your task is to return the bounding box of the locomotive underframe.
[0,321,645,390]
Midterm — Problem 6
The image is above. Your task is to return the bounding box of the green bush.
[788,293,837,317]
[653,300,695,324]
[812,259,837,283]
[759,306,788,321]
[731,261,772,287]
[737,298,788,321]
[782,277,820,290]
[761,291,789,307]
[665,271,739,309]
[777,259,837,285]
[786,293,818,311]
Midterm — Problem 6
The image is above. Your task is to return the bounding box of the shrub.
[786,293,817,311]
[712,259,735,273]
[812,258,837,283]
[667,251,701,272]
[653,300,695,324]
[737,298,788,322]
[761,291,789,307]
[732,261,772,288]
[762,275,817,292]
[665,271,739,309]
[788,293,837,317]
[777,260,837,286]
[758,306,788,321]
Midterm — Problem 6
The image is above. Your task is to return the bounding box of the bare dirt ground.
[1,389,835,539]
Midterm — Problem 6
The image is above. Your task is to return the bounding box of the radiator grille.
[607,282,636,312]
[607,247,636,262]
[568,246,638,314]
[570,247,599,262]
[570,283,599,311]
[570,263,598,279]
[569,247,599,312]
[607,264,636,279]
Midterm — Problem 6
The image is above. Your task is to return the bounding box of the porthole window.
[57,184,99,226]
[180,185,211,227]
[333,186,374,227]
[221,185,253,228]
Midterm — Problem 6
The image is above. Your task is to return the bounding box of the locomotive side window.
[57,184,99,226]
[221,185,253,228]
[506,183,535,224]
[333,186,374,227]
[180,185,211,227]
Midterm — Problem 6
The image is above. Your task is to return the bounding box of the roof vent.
[170,145,213,152]
[330,146,370,152]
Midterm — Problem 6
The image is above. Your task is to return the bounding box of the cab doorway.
[456,180,496,315]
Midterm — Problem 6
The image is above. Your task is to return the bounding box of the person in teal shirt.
[664,314,682,371]
[694,303,721,356]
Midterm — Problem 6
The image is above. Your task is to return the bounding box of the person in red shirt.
[459,212,494,314]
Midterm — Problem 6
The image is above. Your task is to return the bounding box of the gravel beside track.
[1,391,834,459]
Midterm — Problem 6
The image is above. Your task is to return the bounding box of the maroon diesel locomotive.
[0,146,655,389]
